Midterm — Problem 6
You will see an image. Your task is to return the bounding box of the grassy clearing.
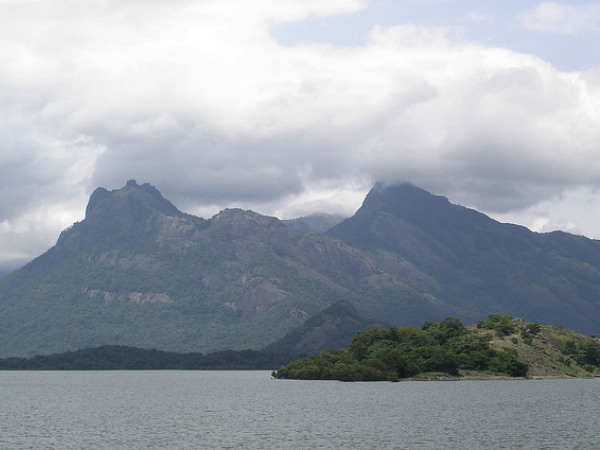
[479,319,600,378]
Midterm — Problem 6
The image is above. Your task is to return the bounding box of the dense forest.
[0,346,293,370]
[274,314,600,381]
[3,314,600,377]
[274,316,534,381]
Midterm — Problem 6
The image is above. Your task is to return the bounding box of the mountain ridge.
[1,180,600,357]
[328,182,600,334]
[0,181,439,357]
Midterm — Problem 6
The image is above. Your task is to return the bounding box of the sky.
[0,0,599,273]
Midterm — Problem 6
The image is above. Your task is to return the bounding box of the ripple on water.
[0,372,599,450]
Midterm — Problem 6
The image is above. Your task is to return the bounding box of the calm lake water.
[1,371,599,450]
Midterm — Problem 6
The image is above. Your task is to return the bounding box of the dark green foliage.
[0,345,294,370]
[561,338,600,368]
[558,356,572,367]
[486,349,529,377]
[274,317,529,381]
[421,317,466,344]
[477,314,516,336]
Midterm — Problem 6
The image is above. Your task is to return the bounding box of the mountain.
[3,180,600,358]
[328,183,600,334]
[284,213,346,233]
[0,181,438,357]
[264,300,387,356]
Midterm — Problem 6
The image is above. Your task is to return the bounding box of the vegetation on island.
[273,315,600,381]
[274,316,527,381]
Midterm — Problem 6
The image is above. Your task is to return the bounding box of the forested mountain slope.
[2,180,600,358]
[0,181,435,357]
[328,183,600,334]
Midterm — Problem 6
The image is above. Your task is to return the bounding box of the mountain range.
[1,179,600,357]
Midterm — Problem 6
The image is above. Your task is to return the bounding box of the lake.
[1,371,598,449]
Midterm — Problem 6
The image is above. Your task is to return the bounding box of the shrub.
[478,314,516,336]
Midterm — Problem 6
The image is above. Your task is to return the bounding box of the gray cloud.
[0,0,600,269]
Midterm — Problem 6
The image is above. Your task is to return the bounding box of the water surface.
[1,371,598,449]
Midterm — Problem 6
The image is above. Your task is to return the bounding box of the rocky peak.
[84,180,182,222]
[357,182,451,220]
[58,181,185,250]
[210,208,288,240]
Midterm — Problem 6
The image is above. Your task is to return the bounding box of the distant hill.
[2,180,600,358]
[328,183,600,334]
[265,300,387,356]
[284,213,346,233]
[273,316,600,381]
[0,346,293,370]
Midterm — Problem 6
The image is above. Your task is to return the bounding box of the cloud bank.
[519,2,600,34]
[0,0,599,268]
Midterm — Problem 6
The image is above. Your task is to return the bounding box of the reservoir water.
[1,370,599,449]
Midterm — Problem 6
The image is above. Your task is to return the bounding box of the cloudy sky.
[1,0,599,273]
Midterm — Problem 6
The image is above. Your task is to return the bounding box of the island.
[272,315,600,381]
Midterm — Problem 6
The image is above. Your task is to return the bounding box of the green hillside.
[265,300,387,356]
[273,315,600,381]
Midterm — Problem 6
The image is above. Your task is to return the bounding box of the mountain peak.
[58,181,184,251]
[359,182,451,219]
[84,181,182,222]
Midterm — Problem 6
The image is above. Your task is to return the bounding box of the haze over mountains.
[1,180,600,358]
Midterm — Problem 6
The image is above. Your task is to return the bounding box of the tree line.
[274,316,529,381]
[0,345,293,370]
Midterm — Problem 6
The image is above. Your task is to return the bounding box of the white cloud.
[0,198,87,269]
[492,186,600,237]
[518,2,600,34]
[0,0,600,269]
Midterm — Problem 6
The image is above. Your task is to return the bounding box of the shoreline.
[407,373,599,381]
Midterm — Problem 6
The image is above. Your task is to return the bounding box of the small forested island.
[273,315,600,381]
